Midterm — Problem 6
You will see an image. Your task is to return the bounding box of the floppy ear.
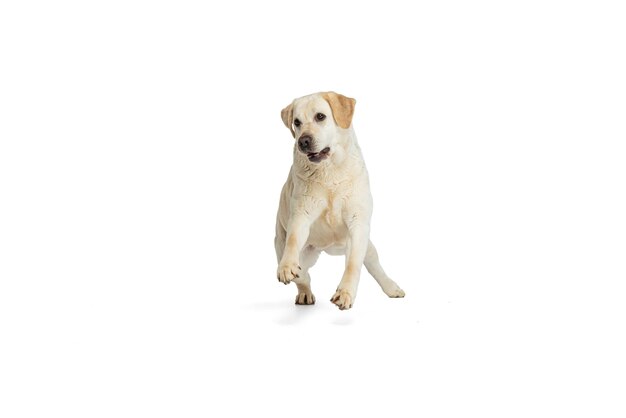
[322,92,356,129]
[281,102,295,138]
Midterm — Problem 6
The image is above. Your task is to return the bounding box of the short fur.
[275,91,405,310]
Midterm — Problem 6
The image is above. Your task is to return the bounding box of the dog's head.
[281,92,356,164]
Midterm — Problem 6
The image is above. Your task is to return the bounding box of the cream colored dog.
[275,91,405,310]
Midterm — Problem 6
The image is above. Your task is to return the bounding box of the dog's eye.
[315,113,326,122]
[294,119,301,128]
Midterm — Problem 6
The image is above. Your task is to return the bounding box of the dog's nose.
[298,135,313,152]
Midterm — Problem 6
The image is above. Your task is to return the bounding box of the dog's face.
[281,92,356,163]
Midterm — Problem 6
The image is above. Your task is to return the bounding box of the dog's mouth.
[306,147,330,163]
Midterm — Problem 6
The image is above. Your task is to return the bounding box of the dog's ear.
[281,102,295,138]
[322,92,356,129]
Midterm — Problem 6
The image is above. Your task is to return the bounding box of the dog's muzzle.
[298,134,329,163]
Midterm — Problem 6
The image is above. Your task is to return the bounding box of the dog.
[274,91,405,310]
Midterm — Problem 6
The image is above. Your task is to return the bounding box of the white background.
[1,1,625,416]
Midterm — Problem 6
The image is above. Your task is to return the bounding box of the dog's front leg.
[331,218,370,310]
[277,203,320,285]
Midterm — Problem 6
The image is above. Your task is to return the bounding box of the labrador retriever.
[275,91,405,310]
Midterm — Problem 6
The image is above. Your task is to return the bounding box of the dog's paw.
[330,289,353,310]
[384,284,406,298]
[277,261,301,284]
[295,291,316,305]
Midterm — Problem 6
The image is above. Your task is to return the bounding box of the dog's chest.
[308,187,351,249]
[322,192,344,228]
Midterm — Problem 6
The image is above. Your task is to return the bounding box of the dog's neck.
[292,128,365,183]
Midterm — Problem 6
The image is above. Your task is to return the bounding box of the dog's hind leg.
[364,240,405,298]
[293,246,320,305]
